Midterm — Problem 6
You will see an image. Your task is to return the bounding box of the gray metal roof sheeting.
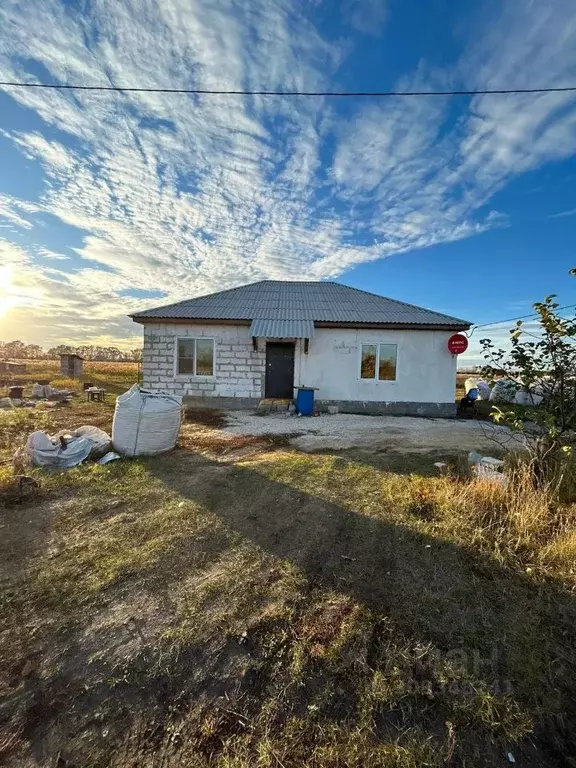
[131,280,470,329]
[249,318,315,339]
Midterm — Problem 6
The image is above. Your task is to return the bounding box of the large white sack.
[112,385,183,456]
[489,379,517,403]
[75,425,112,458]
[514,390,543,407]
[26,431,93,468]
[476,379,492,400]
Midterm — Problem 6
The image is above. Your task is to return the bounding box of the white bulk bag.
[476,379,492,401]
[112,385,183,457]
[489,379,517,403]
[514,390,543,407]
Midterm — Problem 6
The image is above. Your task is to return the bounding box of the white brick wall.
[142,323,265,398]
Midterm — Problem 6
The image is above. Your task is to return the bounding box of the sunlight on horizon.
[0,265,20,317]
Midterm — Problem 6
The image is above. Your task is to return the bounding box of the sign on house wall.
[447,333,468,355]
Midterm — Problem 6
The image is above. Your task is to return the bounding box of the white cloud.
[0,193,38,230]
[12,133,74,171]
[37,248,71,261]
[549,208,576,219]
[0,0,574,347]
[342,0,388,37]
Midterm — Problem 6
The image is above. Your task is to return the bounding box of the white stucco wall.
[294,327,457,404]
[142,322,458,405]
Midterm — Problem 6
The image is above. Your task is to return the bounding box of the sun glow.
[0,265,21,317]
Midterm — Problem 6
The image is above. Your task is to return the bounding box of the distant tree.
[25,344,45,359]
[7,341,141,363]
[46,345,74,359]
[0,340,46,360]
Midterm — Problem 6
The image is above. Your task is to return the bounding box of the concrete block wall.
[142,323,265,398]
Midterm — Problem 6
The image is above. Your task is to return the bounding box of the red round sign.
[447,333,468,355]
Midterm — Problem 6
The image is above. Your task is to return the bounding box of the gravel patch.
[223,411,523,453]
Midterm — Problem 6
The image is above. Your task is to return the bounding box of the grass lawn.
[1,369,575,767]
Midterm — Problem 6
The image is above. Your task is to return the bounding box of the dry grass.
[1,359,138,396]
[0,397,575,767]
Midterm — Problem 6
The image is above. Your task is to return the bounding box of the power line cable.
[472,303,576,330]
[1,81,576,97]
[466,303,576,339]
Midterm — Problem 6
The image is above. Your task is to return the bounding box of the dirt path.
[223,412,524,454]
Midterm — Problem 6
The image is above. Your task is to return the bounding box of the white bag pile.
[514,390,544,406]
[489,379,517,403]
[476,379,492,400]
[32,383,52,398]
[112,385,183,457]
[464,377,492,400]
[31,383,72,400]
[74,425,113,458]
[25,426,112,468]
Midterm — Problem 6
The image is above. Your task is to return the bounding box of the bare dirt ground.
[223,412,524,454]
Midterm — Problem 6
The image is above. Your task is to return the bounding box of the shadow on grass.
[149,450,576,764]
[307,447,466,477]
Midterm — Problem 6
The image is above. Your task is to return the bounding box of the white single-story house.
[131,280,471,417]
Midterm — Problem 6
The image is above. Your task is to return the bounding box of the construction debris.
[23,426,113,469]
[97,451,121,464]
[468,451,507,485]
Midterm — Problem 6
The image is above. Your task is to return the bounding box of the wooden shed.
[60,353,84,379]
[0,362,27,374]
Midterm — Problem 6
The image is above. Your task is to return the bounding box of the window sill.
[359,379,397,384]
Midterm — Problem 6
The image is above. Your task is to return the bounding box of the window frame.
[174,337,216,378]
[358,342,398,383]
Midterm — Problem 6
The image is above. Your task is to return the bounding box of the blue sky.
[0,0,575,364]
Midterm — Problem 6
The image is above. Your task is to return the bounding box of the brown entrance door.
[265,343,295,398]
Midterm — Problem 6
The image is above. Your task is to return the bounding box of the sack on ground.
[514,390,544,406]
[25,431,93,468]
[75,425,113,458]
[112,385,183,457]
[476,379,492,400]
[489,379,517,403]
[23,425,112,468]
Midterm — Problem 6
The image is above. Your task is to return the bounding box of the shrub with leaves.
[480,274,576,493]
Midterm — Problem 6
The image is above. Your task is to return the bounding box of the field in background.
[0,367,575,767]
[2,360,139,396]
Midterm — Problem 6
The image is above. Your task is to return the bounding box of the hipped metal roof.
[131,280,470,331]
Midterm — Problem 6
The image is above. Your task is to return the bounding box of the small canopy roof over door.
[248,318,315,339]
